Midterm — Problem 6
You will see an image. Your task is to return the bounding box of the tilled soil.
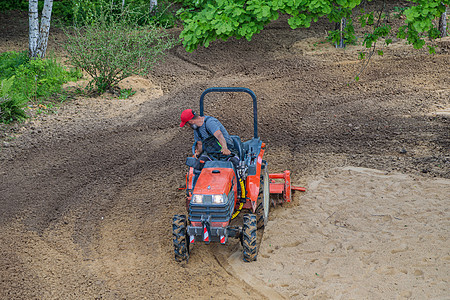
[1,8,449,300]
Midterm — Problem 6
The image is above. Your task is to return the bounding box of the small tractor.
[173,87,305,262]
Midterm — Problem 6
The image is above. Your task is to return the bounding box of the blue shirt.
[192,116,233,153]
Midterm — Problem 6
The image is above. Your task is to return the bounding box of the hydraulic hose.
[232,202,244,220]
[232,178,246,220]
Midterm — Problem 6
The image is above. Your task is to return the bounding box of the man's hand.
[221,148,231,155]
[195,141,202,158]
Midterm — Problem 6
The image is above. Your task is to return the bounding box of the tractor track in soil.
[1,6,449,299]
[171,45,217,78]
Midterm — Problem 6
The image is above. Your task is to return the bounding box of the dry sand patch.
[229,167,450,299]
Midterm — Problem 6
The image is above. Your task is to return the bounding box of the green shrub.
[0,96,28,124]
[72,0,178,27]
[52,0,76,24]
[64,4,178,93]
[148,0,178,28]
[0,0,28,11]
[13,55,81,101]
[0,76,27,123]
[0,51,29,80]
[0,51,82,124]
[118,88,136,99]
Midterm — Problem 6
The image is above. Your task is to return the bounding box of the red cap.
[180,109,195,127]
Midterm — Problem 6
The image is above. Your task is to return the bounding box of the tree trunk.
[29,0,39,57]
[439,6,447,37]
[150,0,157,12]
[29,0,54,59]
[36,0,53,58]
[335,18,347,48]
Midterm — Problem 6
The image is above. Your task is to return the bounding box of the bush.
[0,51,82,124]
[72,0,177,28]
[64,4,178,93]
[0,96,28,124]
[0,51,29,80]
[0,76,27,124]
[13,55,81,101]
[0,0,28,11]
[52,0,76,24]
[148,0,178,28]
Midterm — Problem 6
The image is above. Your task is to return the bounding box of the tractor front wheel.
[255,203,264,229]
[242,214,257,262]
[172,214,189,262]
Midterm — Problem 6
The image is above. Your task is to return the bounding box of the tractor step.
[269,170,305,203]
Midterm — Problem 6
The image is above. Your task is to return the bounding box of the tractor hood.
[194,165,235,195]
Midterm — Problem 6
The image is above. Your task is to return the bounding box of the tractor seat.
[230,135,244,160]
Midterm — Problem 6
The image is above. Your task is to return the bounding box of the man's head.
[180,109,198,128]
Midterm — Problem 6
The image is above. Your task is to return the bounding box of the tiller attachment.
[269,170,305,205]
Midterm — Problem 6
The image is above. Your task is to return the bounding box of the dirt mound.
[1,9,449,299]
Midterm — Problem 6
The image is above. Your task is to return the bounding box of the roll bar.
[199,87,258,139]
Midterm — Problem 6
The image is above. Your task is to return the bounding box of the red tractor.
[173,87,304,262]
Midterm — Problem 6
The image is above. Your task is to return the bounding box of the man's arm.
[213,130,231,155]
[195,141,203,157]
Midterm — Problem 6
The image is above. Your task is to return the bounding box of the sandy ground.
[1,3,449,299]
[231,167,450,299]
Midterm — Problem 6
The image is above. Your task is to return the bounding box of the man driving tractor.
[180,108,240,186]
[180,109,239,159]
[173,88,304,263]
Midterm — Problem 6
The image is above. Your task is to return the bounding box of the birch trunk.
[439,7,447,37]
[29,0,39,57]
[36,0,54,58]
[150,0,157,12]
[335,18,346,48]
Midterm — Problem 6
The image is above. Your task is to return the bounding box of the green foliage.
[359,11,374,28]
[0,76,15,96]
[0,0,178,28]
[0,0,75,24]
[177,0,360,52]
[73,0,177,27]
[0,51,29,79]
[393,6,408,19]
[52,0,76,24]
[327,19,357,46]
[0,96,28,124]
[401,0,449,49]
[148,0,178,28]
[0,76,27,123]
[118,88,136,99]
[0,51,81,124]
[0,0,27,11]
[178,0,450,52]
[427,45,436,54]
[12,56,81,101]
[64,3,178,93]
[363,24,391,48]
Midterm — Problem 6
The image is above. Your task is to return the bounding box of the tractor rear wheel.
[242,214,257,262]
[262,163,270,227]
[172,214,189,262]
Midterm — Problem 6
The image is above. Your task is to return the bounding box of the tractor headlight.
[192,194,203,204]
[212,194,227,204]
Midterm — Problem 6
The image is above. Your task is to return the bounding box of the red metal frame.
[269,170,306,202]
